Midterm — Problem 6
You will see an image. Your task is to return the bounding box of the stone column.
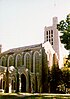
[30,73,35,93]
[39,51,42,93]
[19,74,21,92]
[0,79,1,89]
[9,79,12,93]
[30,74,33,93]
[36,73,39,92]
[1,79,3,89]
[1,74,4,89]
[26,69,29,92]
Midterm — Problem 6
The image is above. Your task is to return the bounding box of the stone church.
[0,42,57,93]
[0,17,62,93]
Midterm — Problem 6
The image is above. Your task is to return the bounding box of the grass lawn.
[0,93,70,99]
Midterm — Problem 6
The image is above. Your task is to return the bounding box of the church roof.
[1,43,42,55]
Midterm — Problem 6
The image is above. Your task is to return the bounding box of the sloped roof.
[1,43,42,55]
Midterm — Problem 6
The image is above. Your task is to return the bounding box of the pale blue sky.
[0,0,70,51]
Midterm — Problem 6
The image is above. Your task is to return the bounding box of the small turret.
[53,17,58,26]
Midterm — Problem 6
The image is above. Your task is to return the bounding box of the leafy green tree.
[57,14,70,58]
[61,67,70,88]
[50,64,63,93]
[64,58,70,67]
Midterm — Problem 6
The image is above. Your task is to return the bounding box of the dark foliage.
[50,64,63,93]
[57,14,70,56]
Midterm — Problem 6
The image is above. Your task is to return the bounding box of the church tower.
[44,17,61,67]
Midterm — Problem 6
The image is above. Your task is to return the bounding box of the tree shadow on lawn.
[0,95,56,99]
[23,95,56,99]
[23,95,70,99]
[0,95,22,99]
[0,94,70,99]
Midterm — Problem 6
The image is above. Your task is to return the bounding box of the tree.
[61,67,70,88]
[57,14,70,90]
[57,14,70,59]
[50,64,63,93]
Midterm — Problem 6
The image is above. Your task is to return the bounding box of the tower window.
[51,30,53,34]
[46,31,48,35]
[51,38,53,42]
[51,42,53,45]
[51,30,53,38]
[49,30,50,35]
[47,36,48,41]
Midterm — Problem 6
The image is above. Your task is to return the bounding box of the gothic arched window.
[24,53,31,70]
[17,54,22,67]
[33,51,40,73]
[35,52,39,73]
[9,55,14,66]
[1,57,6,66]
[26,54,31,70]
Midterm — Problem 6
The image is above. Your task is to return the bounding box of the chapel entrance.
[21,74,26,92]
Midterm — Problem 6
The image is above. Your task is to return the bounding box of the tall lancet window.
[17,54,22,67]
[26,53,31,70]
[35,52,39,73]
